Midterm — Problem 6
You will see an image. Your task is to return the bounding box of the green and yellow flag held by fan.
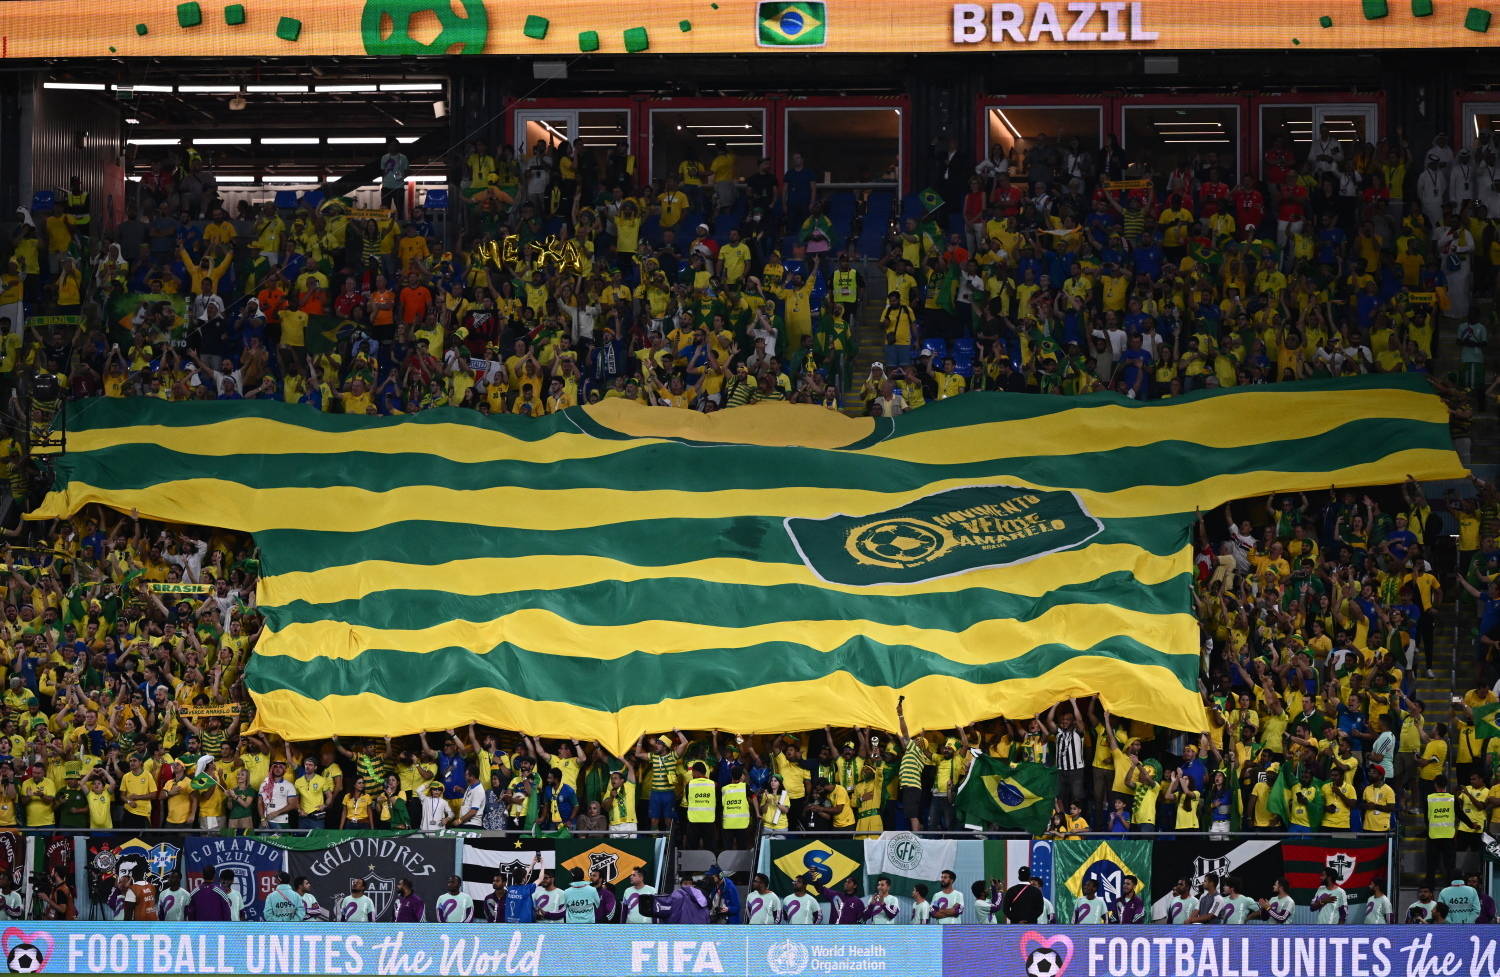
[1475,702,1500,740]
[28,375,1464,751]
[954,755,1057,834]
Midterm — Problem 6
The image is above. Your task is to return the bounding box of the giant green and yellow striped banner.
[30,375,1463,752]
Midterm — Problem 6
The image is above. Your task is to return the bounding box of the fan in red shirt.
[333,277,366,318]
[990,175,1024,221]
[1276,180,1308,223]
[1264,138,1296,187]
[1198,168,1230,215]
[1231,176,1265,231]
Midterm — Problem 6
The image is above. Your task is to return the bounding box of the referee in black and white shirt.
[1045,698,1088,814]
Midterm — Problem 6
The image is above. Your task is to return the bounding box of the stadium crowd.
[0,124,1491,924]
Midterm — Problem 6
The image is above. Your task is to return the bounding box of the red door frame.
[636,96,779,187]
[778,94,913,192]
[503,96,639,155]
[1455,91,1500,149]
[1248,91,1385,174]
[973,92,1385,184]
[974,94,1115,165]
[1114,93,1251,181]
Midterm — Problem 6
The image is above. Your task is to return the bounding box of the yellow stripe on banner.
[64,417,651,466]
[30,447,1463,530]
[258,544,1189,608]
[258,603,1199,665]
[249,657,1210,756]
[583,399,875,449]
[859,388,1451,465]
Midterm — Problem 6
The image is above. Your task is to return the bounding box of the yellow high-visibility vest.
[832,269,858,304]
[721,783,750,829]
[1428,792,1456,839]
[686,777,717,824]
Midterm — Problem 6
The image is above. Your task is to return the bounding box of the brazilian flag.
[1053,839,1151,923]
[758,1,827,47]
[954,754,1056,835]
[1266,761,1325,830]
[918,187,945,214]
[1475,702,1500,739]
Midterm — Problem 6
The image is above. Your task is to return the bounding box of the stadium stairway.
[841,263,896,408]
[1398,599,1481,894]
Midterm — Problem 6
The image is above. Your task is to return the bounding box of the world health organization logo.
[766,940,810,976]
[786,484,1103,587]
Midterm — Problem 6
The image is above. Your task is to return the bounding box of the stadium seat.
[921,337,947,362]
[423,189,448,210]
[273,190,299,210]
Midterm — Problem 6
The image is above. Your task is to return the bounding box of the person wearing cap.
[54,764,87,828]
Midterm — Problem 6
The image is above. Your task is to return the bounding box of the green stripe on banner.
[259,573,1191,632]
[246,635,1201,708]
[872,370,1443,441]
[50,416,1447,498]
[254,514,1190,576]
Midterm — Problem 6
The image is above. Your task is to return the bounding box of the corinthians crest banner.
[32,376,1463,747]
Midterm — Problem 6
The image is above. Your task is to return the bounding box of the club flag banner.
[1052,839,1151,925]
[954,755,1057,835]
[556,836,660,901]
[28,376,1463,750]
[461,836,556,904]
[1282,838,1388,905]
[1148,837,1282,921]
[770,837,862,897]
[287,835,456,921]
[864,831,957,894]
[1475,702,1500,739]
[181,835,286,921]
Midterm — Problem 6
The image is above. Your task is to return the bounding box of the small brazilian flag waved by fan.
[758,1,827,47]
[1476,702,1500,739]
[954,754,1057,835]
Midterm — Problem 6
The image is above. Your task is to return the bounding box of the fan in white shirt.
[337,880,377,922]
[157,873,191,922]
[620,871,657,924]
[744,875,782,924]
[780,879,821,924]
[865,877,900,924]
[435,876,475,923]
[930,872,965,925]
[1072,879,1109,924]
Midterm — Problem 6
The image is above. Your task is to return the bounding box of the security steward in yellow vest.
[684,761,717,851]
[1427,775,1457,886]
[720,766,751,849]
[831,255,861,311]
